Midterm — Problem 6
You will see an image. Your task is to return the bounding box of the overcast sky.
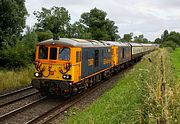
[25,0,180,41]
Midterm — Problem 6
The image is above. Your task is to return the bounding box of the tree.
[0,0,28,48]
[79,8,119,40]
[105,19,119,40]
[0,27,38,69]
[166,31,180,46]
[134,34,149,43]
[67,22,89,38]
[154,38,162,44]
[36,31,53,42]
[161,30,168,42]
[155,30,180,49]
[34,6,71,37]
[122,33,133,42]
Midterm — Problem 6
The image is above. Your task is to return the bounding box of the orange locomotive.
[31,38,158,98]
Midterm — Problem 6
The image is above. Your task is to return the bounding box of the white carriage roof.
[37,38,112,47]
[130,43,159,47]
[104,41,131,46]
[129,43,143,47]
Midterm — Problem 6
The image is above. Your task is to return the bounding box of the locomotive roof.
[37,38,112,47]
[37,38,158,48]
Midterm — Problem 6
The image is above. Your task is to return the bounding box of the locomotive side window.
[102,49,104,57]
[94,50,99,67]
[76,51,81,62]
[50,48,57,60]
[122,48,125,59]
[59,48,70,61]
[39,46,48,59]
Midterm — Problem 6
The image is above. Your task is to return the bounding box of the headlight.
[34,72,42,77]
[62,74,71,79]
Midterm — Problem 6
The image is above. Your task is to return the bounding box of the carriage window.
[50,48,57,60]
[39,46,48,59]
[59,48,70,61]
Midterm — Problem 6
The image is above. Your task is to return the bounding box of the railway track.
[0,91,39,108]
[0,86,39,108]
[0,96,46,121]
[0,63,135,124]
[0,72,124,124]
[26,68,132,124]
[0,86,33,98]
[26,93,88,124]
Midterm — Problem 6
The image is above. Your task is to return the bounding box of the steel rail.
[0,91,39,108]
[26,76,117,124]
[0,86,33,99]
[0,96,46,121]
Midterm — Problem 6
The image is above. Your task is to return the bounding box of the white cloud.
[25,0,180,41]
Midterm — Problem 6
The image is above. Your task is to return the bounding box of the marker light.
[34,72,42,77]
[52,42,56,45]
[62,74,71,79]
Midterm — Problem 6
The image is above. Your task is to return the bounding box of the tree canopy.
[34,6,71,37]
[120,33,149,43]
[1,3,180,69]
[0,0,28,48]
[121,33,133,42]
[78,8,119,40]
[155,30,180,49]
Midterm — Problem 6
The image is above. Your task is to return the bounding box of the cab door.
[73,48,82,83]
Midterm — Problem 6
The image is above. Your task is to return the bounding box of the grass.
[0,66,34,91]
[171,48,180,78]
[65,62,144,123]
[64,48,180,124]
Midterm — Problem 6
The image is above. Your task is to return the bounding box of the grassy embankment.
[171,48,180,78]
[65,48,180,124]
[0,66,34,91]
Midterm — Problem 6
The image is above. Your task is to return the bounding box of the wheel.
[61,89,71,99]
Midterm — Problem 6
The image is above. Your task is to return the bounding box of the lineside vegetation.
[171,48,180,78]
[0,66,33,91]
[64,48,180,123]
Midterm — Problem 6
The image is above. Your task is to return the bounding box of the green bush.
[0,43,30,69]
[0,29,38,69]
[162,40,178,50]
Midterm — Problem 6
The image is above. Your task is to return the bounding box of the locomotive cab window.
[59,48,70,61]
[50,48,57,60]
[39,46,48,59]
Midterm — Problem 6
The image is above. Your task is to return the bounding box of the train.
[31,38,159,98]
